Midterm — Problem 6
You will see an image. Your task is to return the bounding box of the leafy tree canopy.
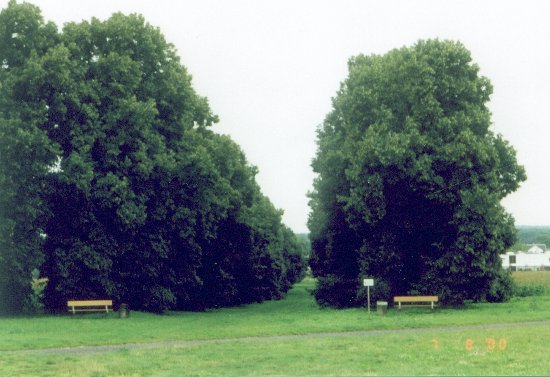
[309,40,526,307]
[0,1,304,313]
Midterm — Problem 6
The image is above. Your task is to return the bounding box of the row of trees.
[0,1,304,314]
[0,3,526,314]
[308,40,526,307]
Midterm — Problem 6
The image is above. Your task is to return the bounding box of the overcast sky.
[5,0,550,233]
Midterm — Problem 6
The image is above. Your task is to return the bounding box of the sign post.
[363,278,374,314]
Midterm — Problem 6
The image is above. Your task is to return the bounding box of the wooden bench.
[394,296,438,309]
[67,300,113,314]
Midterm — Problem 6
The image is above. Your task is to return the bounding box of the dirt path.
[8,319,550,356]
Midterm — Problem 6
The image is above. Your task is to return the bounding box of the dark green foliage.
[357,279,391,307]
[309,40,526,307]
[486,269,515,303]
[313,275,359,308]
[0,0,60,314]
[0,1,304,313]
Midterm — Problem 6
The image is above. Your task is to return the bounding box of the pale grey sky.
[6,0,550,233]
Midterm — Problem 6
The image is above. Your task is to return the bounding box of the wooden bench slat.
[397,304,435,307]
[67,300,113,306]
[394,295,438,310]
[394,296,438,303]
[69,308,113,312]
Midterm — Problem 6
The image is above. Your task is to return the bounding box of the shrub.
[514,284,546,297]
[313,275,359,308]
[27,269,48,314]
[486,269,514,302]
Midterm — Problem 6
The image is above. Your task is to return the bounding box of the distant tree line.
[308,40,526,307]
[295,233,311,260]
[510,226,550,251]
[0,1,304,314]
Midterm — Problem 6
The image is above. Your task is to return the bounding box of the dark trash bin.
[119,303,129,318]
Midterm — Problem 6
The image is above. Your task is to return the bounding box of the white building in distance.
[501,244,550,271]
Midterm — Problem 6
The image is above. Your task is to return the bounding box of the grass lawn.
[1,272,549,376]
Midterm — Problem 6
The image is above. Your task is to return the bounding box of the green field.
[512,270,550,285]
[1,274,550,376]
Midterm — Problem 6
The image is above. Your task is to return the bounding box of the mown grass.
[2,324,549,376]
[1,275,550,351]
[1,272,549,376]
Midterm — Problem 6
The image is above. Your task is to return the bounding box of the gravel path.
[7,319,550,356]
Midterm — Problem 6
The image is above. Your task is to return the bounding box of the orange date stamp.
[432,338,507,351]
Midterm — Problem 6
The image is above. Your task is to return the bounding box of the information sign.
[363,278,374,287]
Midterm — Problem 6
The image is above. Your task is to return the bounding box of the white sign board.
[363,278,374,287]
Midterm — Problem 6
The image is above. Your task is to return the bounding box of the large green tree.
[0,0,59,313]
[309,40,525,307]
[0,1,303,313]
